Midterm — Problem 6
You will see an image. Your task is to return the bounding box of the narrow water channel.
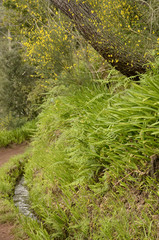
[13,176,37,220]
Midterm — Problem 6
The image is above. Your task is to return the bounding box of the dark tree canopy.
[49,0,153,80]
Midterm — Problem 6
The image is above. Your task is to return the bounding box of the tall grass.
[24,68,159,239]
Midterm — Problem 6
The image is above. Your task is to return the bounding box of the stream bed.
[13,176,37,220]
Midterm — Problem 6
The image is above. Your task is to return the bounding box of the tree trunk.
[49,0,152,80]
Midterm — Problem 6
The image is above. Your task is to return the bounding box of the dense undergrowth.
[23,66,159,239]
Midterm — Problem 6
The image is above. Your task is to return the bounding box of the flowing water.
[13,176,37,220]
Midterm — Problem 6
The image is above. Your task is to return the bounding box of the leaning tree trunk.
[49,0,152,80]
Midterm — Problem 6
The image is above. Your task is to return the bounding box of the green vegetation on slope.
[24,65,159,239]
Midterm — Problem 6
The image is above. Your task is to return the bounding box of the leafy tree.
[0,48,36,117]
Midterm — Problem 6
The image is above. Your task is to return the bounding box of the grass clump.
[0,120,36,147]
[0,151,29,199]
[24,69,159,239]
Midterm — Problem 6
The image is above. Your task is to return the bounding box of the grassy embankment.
[0,66,159,239]
[22,66,159,239]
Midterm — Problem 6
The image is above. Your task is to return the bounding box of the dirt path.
[0,224,15,240]
[0,142,28,240]
[0,142,28,167]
